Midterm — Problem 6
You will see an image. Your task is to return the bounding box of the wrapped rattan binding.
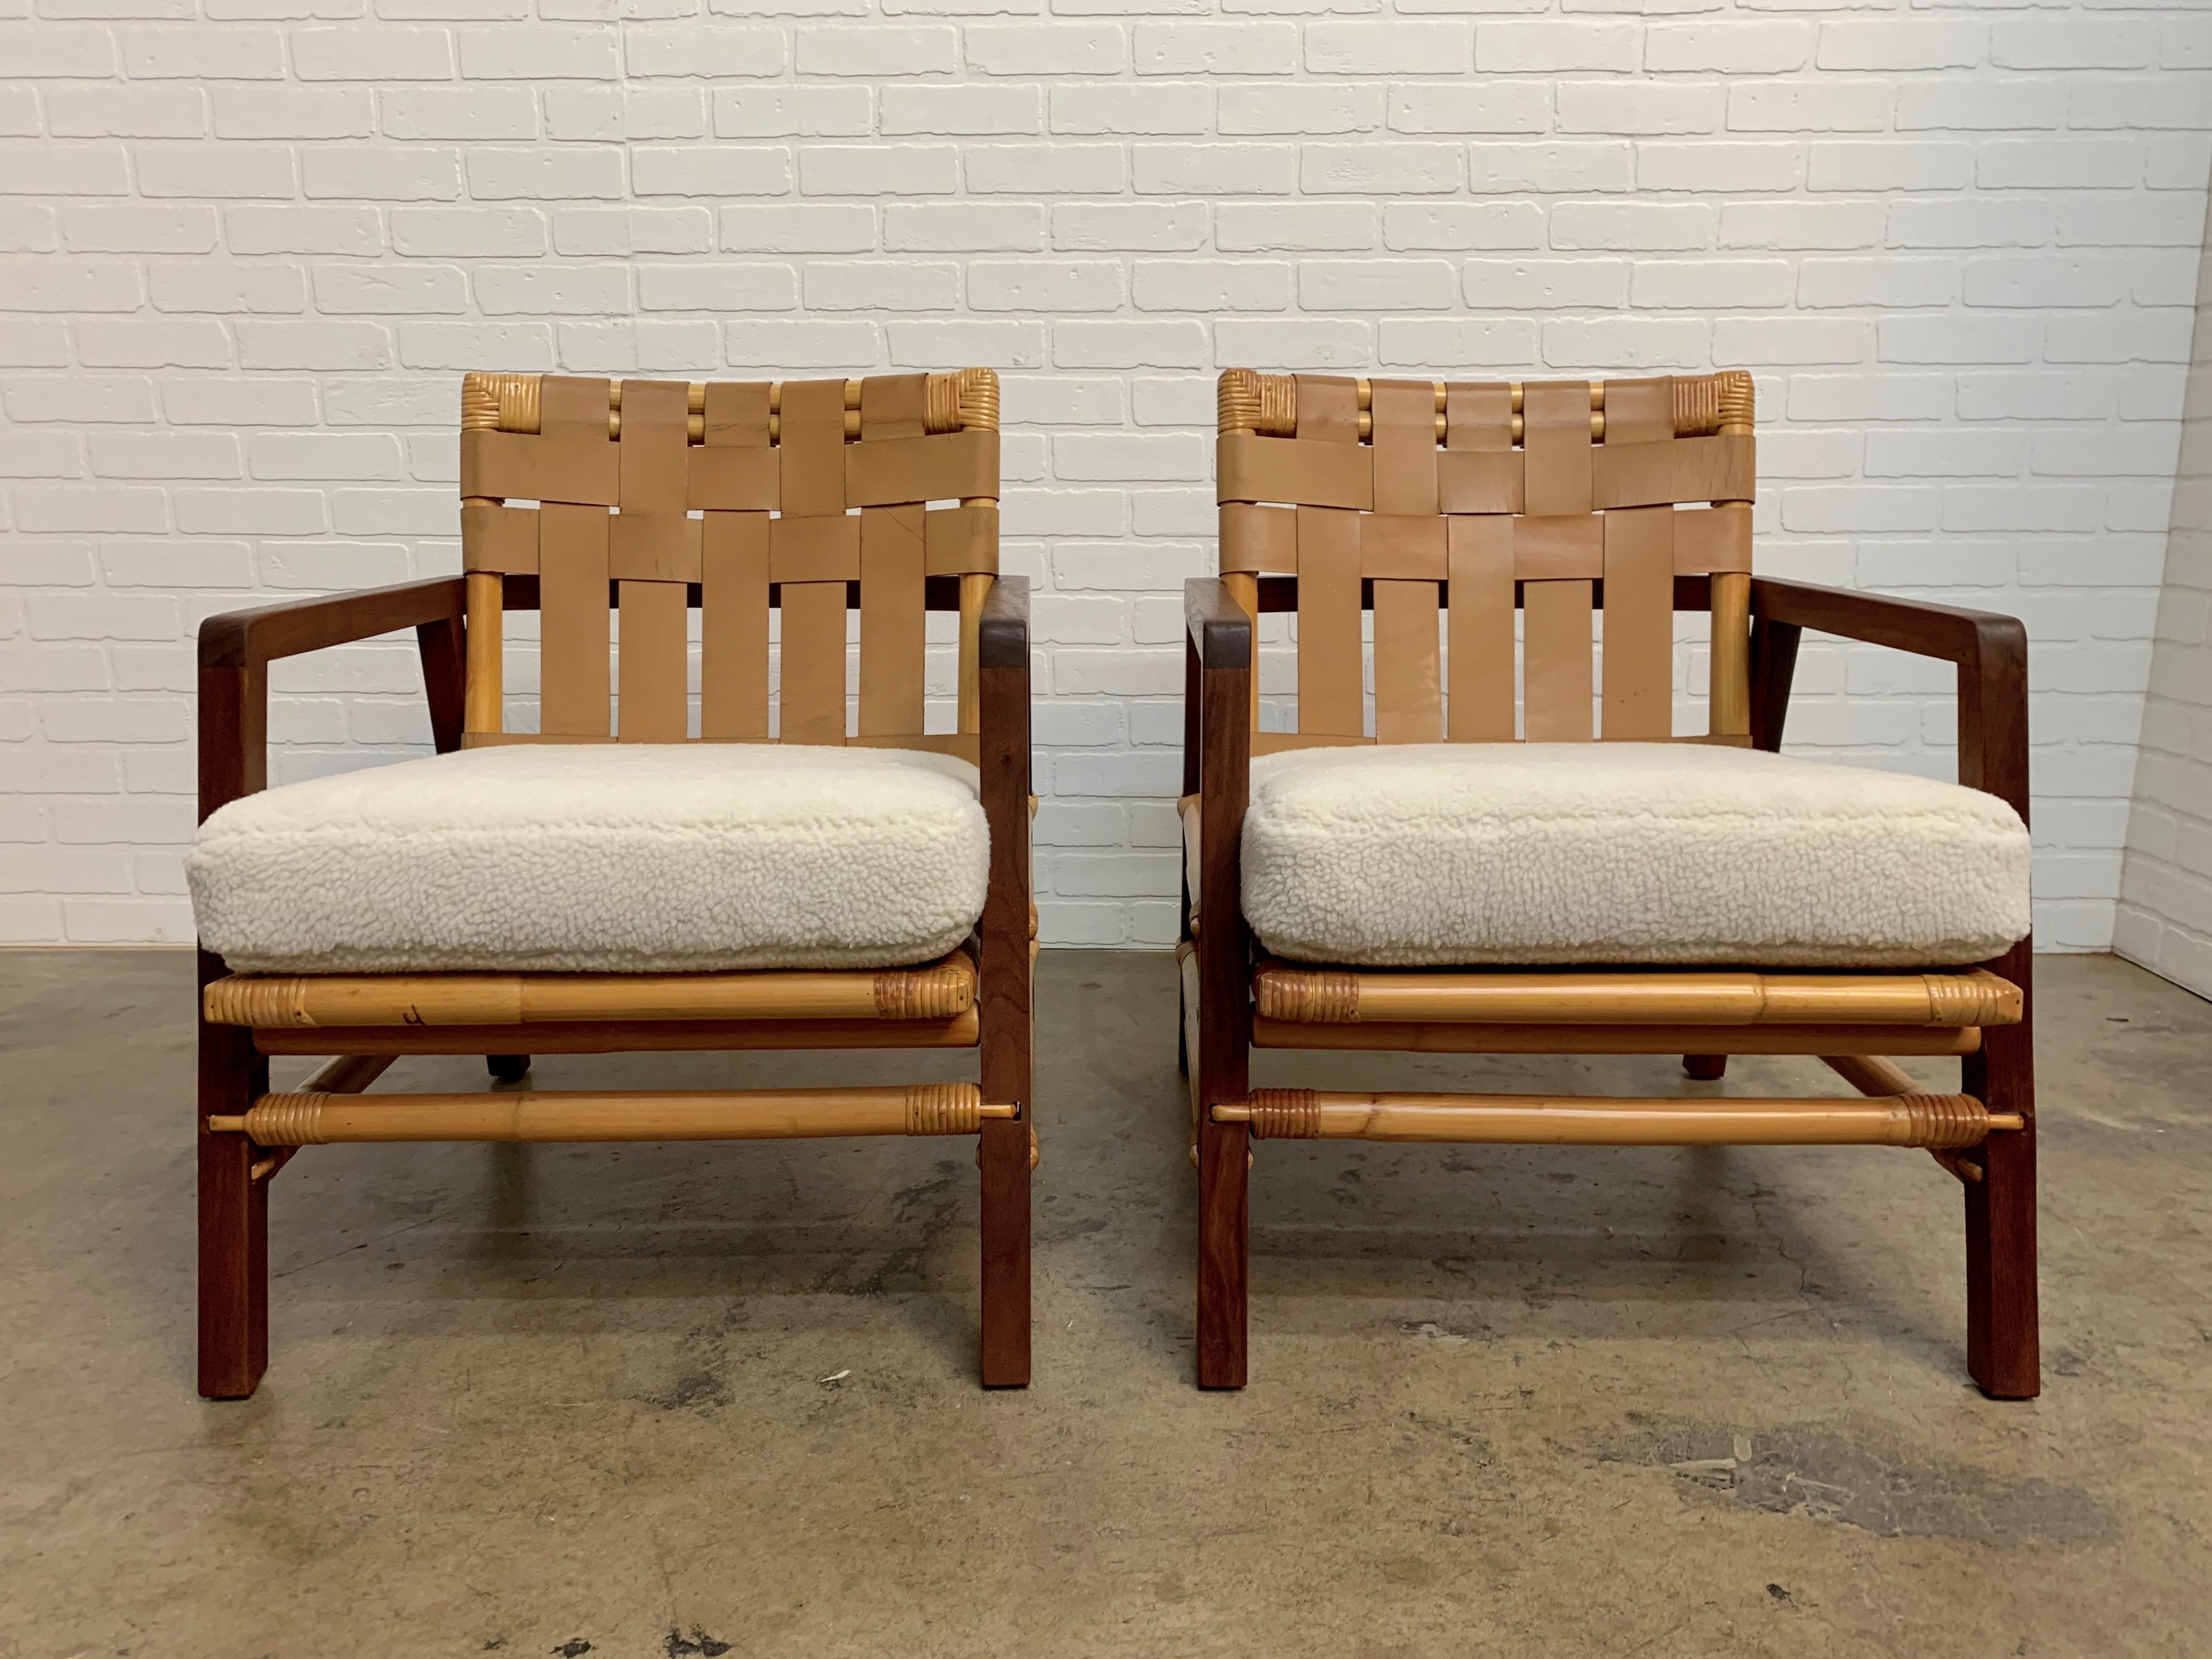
[212,1084,1014,1144]
[1214,370,1751,444]
[461,371,988,443]
[1672,369,1754,438]
[1216,1089,2018,1148]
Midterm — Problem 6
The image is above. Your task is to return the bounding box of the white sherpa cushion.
[1237,742,2029,968]
[188,743,989,973]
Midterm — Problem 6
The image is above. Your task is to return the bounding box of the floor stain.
[1599,1424,2112,1546]
[665,1628,732,1657]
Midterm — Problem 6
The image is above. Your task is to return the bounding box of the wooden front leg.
[1964,940,2039,1398]
[198,952,270,1399]
[977,577,1032,1388]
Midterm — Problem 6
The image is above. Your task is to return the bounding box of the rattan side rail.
[1183,367,2036,1398]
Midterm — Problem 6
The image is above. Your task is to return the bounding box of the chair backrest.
[457,369,1000,760]
[1215,369,1755,751]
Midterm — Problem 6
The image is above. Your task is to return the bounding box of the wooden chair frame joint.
[1186,577,1255,670]
[977,574,1030,670]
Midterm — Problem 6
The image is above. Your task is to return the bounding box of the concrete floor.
[1,950,2208,1656]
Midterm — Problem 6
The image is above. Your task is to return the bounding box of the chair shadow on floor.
[254,1049,997,1387]
[1155,1048,1980,1385]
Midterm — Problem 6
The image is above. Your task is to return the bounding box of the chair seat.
[1217,742,2030,970]
[189,743,990,974]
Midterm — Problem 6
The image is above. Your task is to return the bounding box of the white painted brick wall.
[2117,189,2212,999]
[1,7,2206,951]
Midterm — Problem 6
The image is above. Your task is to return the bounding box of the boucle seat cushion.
[188,744,989,974]
[1226,742,2029,969]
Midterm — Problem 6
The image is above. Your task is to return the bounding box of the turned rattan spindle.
[1354,394,1603,443]
[955,367,1001,736]
[1348,378,1604,443]
[1252,371,1296,437]
[1246,963,2019,1029]
[1217,367,1262,436]
[1822,1052,1919,1098]
[760,378,868,444]
[210,1084,1015,1144]
[607,381,713,443]
[1212,1090,2019,1148]
[598,377,919,444]
[1216,370,1271,727]
[1699,370,1756,739]
[923,371,960,435]
[204,954,978,1028]
[905,1081,989,1136]
[1355,380,1602,413]
[458,370,519,737]
[1244,1089,1323,1139]
[1820,1051,1986,1180]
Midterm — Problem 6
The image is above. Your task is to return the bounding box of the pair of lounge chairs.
[188,364,2038,1402]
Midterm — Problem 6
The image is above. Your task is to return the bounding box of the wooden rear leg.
[198,1016,269,1399]
[1683,1054,1727,1080]
[487,1054,530,1082]
[1964,1001,2039,1397]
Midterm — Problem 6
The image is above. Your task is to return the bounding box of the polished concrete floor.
[2,949,2208,1656]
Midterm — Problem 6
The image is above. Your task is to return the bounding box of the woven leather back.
[1216,369,1756,749]
[457,369,1000,758]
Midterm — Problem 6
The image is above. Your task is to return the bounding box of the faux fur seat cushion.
[188,744,990,973]
[1229,742,2030,968]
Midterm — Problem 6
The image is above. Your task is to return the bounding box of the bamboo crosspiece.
[210,1084,1012,1145]
[1209,1089,2020,1149]
[1251,962,2022,1029]
[203,954,978,1029]
[1250,1019,1982,1056]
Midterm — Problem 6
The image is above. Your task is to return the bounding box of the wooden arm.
[1748,577,2029,824]
[198,576,466,670]
[1750,577,2025,669]
[977,572,1030,672]
[1184,577,1255,1092]
[1186,577,1255,671]
[976,575,1031,1110]
[1184,575,1254,806]
[198,578,469,823]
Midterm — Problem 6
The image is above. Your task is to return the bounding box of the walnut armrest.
[975,582,1031,901]
[976,575,1030,802]
[198,578,469,822]
[198,577,466,670]
[1183,578,1255,1014]
[974,575,1032,1115]
[1748,576,2029,823]
[1184,577,1254,802]
[977,571,1029,670]
[1186,576,1254,672]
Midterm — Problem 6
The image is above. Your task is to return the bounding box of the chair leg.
[977,1115,1031,1387]
[1683,1054,1727,1080]
[1196,1114,1249,1389]
[487,1054,531,1082]
[1964,1006,2039,1398]
[198,1018,269,1399]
